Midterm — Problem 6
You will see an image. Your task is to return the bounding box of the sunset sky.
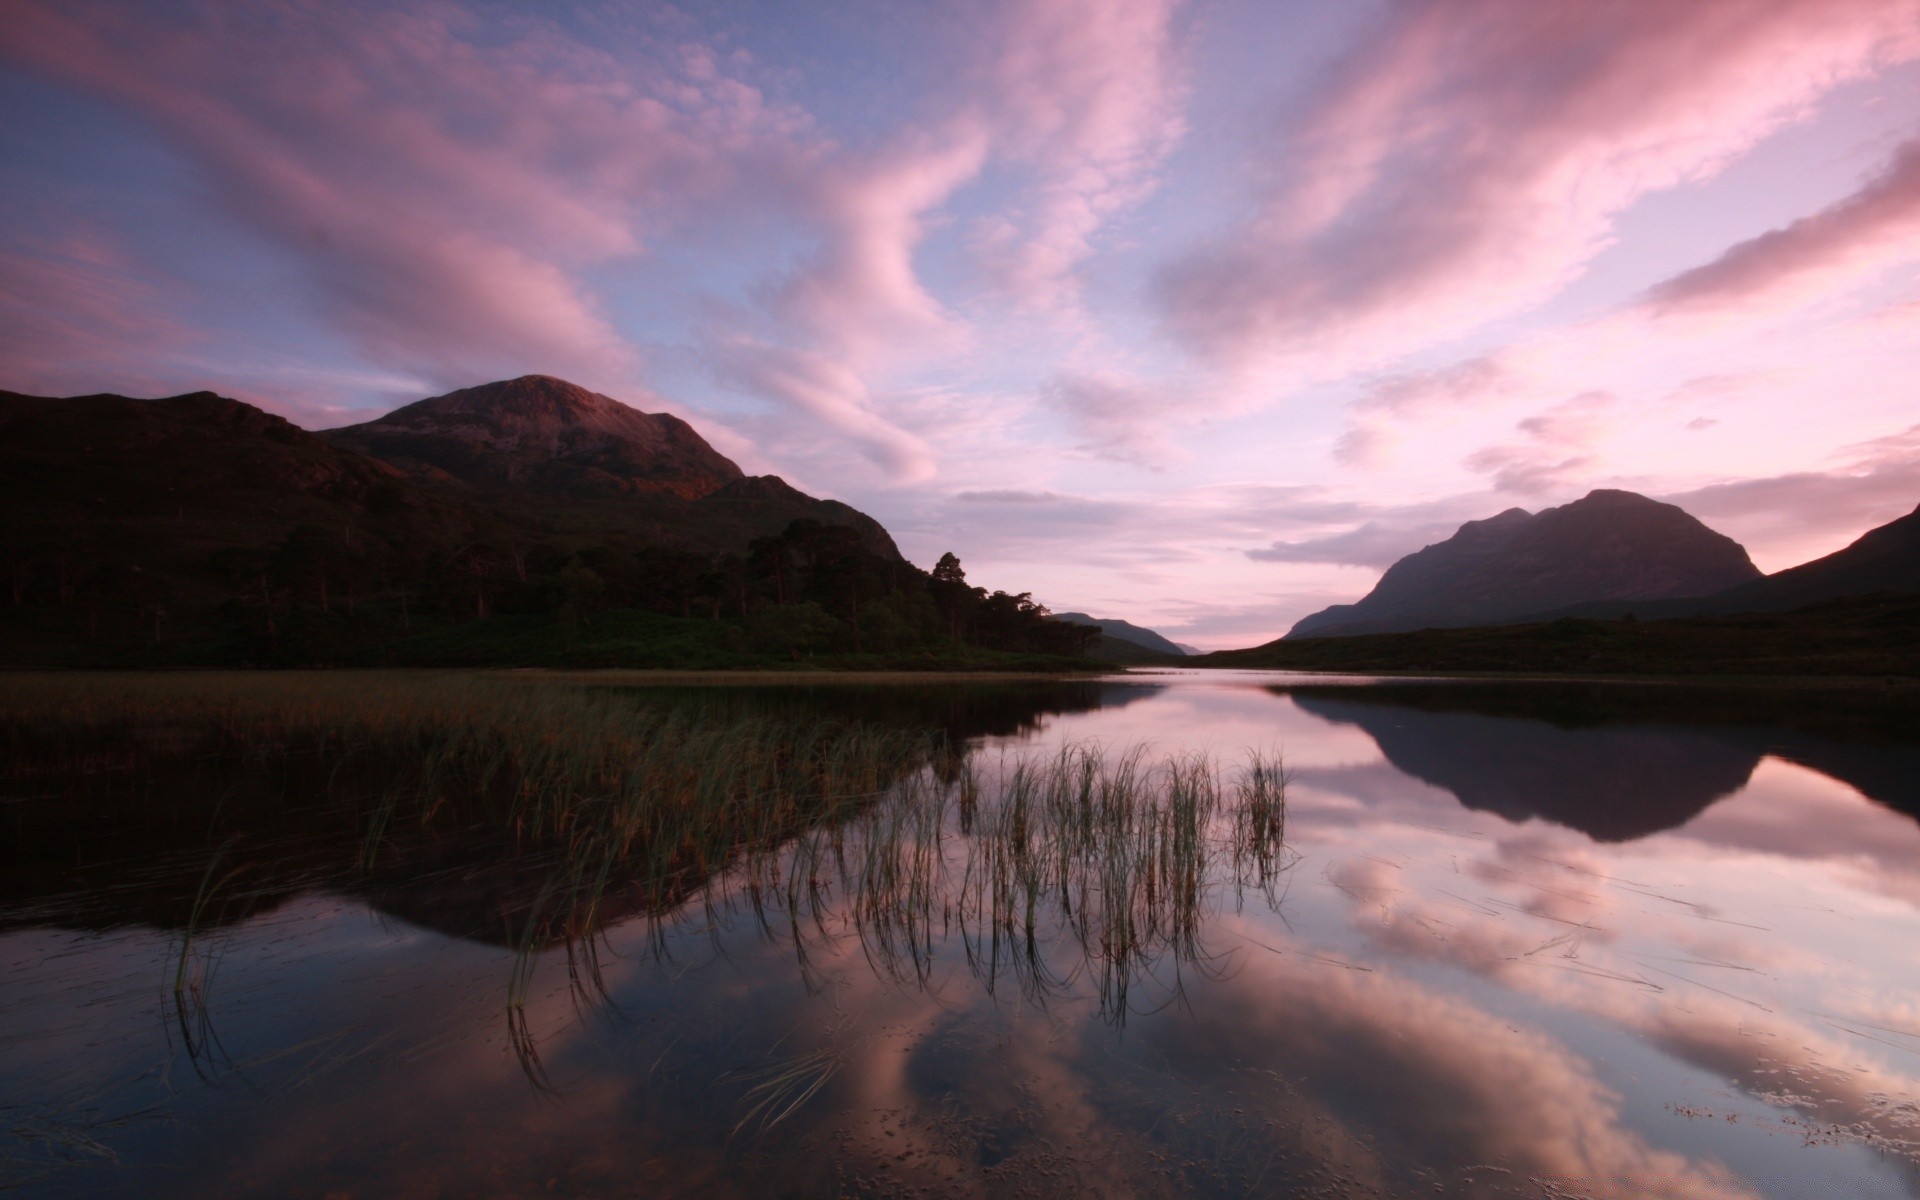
[5,0,1919,648]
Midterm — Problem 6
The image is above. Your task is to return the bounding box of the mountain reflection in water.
[1288,681,1920,840]
[5,671,1920,1199]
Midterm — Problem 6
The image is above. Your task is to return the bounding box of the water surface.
[6,670,1920,1198]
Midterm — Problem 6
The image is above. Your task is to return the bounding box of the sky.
[4,0,1920,649]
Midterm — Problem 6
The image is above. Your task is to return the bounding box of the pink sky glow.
[3,0,1919,648]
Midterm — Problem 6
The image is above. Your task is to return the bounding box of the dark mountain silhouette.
[1052,612,1189,658]
[1288,682,1920,841]
[325,375,743,500]
[0,387,488,612]
[0,380,1098,667]
[1524,501,1920,623]
[1288,490,1760,639]
[0,380,897,600]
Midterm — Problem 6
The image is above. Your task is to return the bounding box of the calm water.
[6,670,1920,1199]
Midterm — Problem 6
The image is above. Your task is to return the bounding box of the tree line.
[3,518,1096,664]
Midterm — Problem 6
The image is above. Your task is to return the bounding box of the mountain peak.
[1287,489,1761,638]
[360,376,671,435]
[327,376,743,500]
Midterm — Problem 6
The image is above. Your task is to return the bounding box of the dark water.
[6,670,1920,1198]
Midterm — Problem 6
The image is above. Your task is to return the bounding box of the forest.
[1,517,1097,669]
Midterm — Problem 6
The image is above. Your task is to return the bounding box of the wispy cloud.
[970,0,1188,315]
[1645,136,1920,315]
[1156,0,1920,373]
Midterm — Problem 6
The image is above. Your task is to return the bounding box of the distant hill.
[1288,489,1760,638]
[1052,612,1188,658]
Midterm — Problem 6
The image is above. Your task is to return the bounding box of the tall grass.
[3,672,1293,1099]
[3,670,940,1077]
[735,742,1292,1024]
[2,671,932,909]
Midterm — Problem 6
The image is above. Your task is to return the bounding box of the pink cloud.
[1248,520,1457,569]
[1040,371,1189,464]
[970,0,1188,313]
[0,230,200,395]
[1337,354,1516,467]
[737,0,1191,477]
[707,337,936,482]
[1659,425,1920,568]
[1464,390,1616,495]
[0,1,796,388]
[775,124,992,359]
[1156,0,1920,372]
[1647,136,1920,315]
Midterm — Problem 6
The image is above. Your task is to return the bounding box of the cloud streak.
[1647,136,1920,314]
[1157,0,1920,372]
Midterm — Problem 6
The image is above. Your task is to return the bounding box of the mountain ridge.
[1515,501,1920,623]
[326,375,744,501]
[1288,489,1762,639]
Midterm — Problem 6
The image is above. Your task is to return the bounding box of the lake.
[5,669,1920,1198]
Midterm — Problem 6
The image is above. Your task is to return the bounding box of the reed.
[3,672,1293,1118]
[734,741,1292,1026]
[2,672,936,903]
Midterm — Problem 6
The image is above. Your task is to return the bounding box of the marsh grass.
[3,672,1292,1128]
[726,742,1292,1028]
[3,671,941,1085]
[2,671,935,913]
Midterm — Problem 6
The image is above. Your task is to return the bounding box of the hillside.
[0,388,491,612]
[1288,490,1760,638]
[0,382,1090,670]
[325,375,899,560]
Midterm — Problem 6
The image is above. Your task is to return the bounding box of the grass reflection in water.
[1,672,1291,1133]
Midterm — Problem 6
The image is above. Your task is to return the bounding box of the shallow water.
[6,670,1920,1198]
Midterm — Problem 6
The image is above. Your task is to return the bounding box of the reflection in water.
[1292,693,1759,840]
[1289,681,1920,840]
[5,673,1920,1197]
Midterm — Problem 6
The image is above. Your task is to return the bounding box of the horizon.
[5,2,1920,650]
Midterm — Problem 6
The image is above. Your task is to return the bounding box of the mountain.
[1,380,897,577]
[0,379,949,669]
[1052,613,1189,657]
[1527,501,1920,623]
[0,387,488,610]
[325,375,898,561]
[326,375,742,500]
[1287,490,1761,638]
